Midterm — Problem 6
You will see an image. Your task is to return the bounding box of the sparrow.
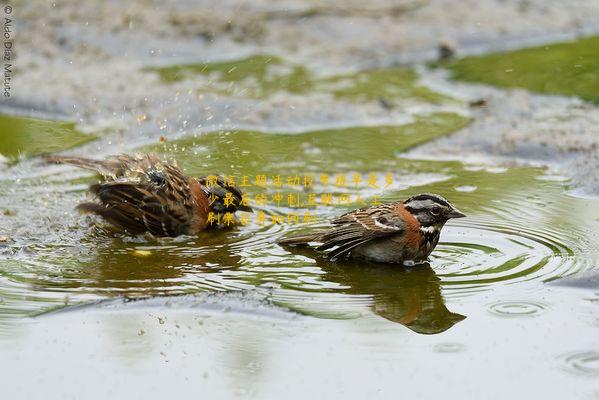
[277,193,466,265]
[44,153,252,236]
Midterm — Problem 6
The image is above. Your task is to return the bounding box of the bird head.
[403,193,466,229]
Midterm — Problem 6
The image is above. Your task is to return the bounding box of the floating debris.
[469,99,488,108]
[378,96,394,110]
[438,40,456,61]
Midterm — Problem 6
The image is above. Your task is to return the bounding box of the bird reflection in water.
[287,247,465,334]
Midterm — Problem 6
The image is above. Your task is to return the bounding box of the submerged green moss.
[440,35,599,103]
[146,112,470,176]
[324,68,451,104]
[151,55,454,103]
[0,114,96,161]
[153,55,279,83]
[150,55,313,96]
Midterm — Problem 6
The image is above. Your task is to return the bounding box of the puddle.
[1,135,598,337]
[0,114,96,162]
[144,112,469,176]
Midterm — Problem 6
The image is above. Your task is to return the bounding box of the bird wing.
[78,162,196,236]
[317,203,406,260]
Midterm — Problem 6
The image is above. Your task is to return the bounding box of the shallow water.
[1,123,599,397]
[2,22,599,397]
[2,160,598,319]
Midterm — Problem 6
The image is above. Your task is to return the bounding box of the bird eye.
[431,206,441,216]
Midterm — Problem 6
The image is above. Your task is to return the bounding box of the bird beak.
[448,208,466,219]
[238,204,253,213]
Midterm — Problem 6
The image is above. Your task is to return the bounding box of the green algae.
[439,35,599,103]
[153,55,280,83]
[324,68,452,104]
[150,55,313,97]
[146,112,470,177]
[150,55,454,103]
[0,114,96,161]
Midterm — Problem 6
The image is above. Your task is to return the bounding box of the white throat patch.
[420,226,438,234]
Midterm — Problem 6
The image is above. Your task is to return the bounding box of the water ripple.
[433,215,593,296]
[487,300,548,318]
[433,343,466,353]
[560,351,599,376]
[1,162,599,336]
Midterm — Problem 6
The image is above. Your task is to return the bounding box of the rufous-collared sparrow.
[278,193,466,265]
[45,153,252,236]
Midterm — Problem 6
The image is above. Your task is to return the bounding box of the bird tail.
[44,155,105,172]
[43,155,122,177]
[277,233,321,246]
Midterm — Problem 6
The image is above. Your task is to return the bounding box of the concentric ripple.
[432,214,595,296]
[560,351,599,376]
[487,300,548,318]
